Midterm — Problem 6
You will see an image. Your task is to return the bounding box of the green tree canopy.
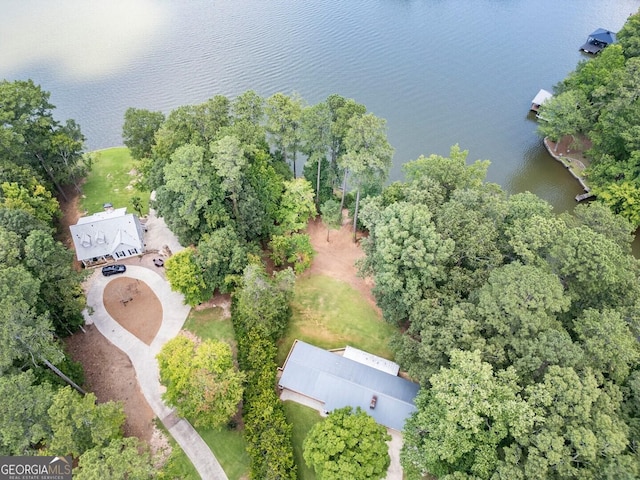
[0,80,87,200]
[618,9,640,58]
[265,92,304,176]
[122,107,165,161]
[164,247,209,306]
[303,406,391,480]
[276,178,317,234]
[402,350,533,480]
[359,199,454,325]
[232,263,295,341]
[74,436,155,480]
[45,387,125,458]
[157,335,244,429]
[515,366,629,478]
[0,370,54,455]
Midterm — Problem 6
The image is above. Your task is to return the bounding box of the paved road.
[84,265,228,480]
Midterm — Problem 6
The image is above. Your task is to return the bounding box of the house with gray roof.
[278,340,420,431]
[69,205,145,267]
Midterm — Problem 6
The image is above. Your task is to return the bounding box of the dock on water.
[580,28,617,55]
[575,192,595,202]
[530,89,553,115]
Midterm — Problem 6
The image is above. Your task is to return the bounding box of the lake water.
[2,0,638,212]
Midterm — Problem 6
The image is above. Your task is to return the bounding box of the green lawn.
[283,401,323,480]
[277,274,396,365]
[183,306,235,344]
[196,426,250,480]
[81,147,149,215]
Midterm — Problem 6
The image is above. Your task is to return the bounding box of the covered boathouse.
[531,89,553,115]
[580,28,617,55]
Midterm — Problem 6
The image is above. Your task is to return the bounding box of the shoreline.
[543,137,592,200]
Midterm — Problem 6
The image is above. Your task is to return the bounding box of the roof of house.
[70,208,144,261]
[278,340,420,431]
[589,28,616,45]
[343,345,400,376]
[531,89,553,107]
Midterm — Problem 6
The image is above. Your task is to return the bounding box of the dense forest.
[123,90,394,478]
[359,147,640,479]
[122,91,392,305]
[538,10,640,225]
[131,81,640,478]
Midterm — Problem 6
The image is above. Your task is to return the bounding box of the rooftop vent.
[81,233,91,248]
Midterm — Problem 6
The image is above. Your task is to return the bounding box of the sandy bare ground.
[65,325,156,442]
[103,277,162,346]
[305,215,380,314]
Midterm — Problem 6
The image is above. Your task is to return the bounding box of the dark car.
[102,264,126,276]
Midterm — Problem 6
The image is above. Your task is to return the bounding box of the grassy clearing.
[183,306,235,344]
[283,401,322,480]
[82,147,149,215]
[196,426,250,480]
[277,274,396,365]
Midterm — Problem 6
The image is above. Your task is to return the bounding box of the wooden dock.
[575,192,595,202]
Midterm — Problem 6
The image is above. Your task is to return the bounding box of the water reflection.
[0,0,169,81]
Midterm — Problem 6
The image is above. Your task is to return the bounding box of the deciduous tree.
[359,200,454,325]
[0,370,54,455]
[276,178,317,234]
[210,135,247,221]
[46,387,125,458]
[195,226,248,294]
[304,406,391,480]
[121,107,165,160]
[517,366,629,478]
[75,437,155,480]
[401,350,534,480]
[0,80,86,200]
[164,247,208,306]
[157,335,244,429]
[232,264,295,341]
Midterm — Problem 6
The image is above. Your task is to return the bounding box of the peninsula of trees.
[538,10,640,225]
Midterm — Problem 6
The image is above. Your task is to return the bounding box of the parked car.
[102,264,126,276]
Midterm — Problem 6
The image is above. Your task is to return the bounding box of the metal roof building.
[70,207,145,266]
[278,340,420,431]
[580,28,617,55]
[530,89,553,113]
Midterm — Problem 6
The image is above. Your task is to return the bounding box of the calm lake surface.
[2,0,638,212]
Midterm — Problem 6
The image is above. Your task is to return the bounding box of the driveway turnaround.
[84,265,228,480]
